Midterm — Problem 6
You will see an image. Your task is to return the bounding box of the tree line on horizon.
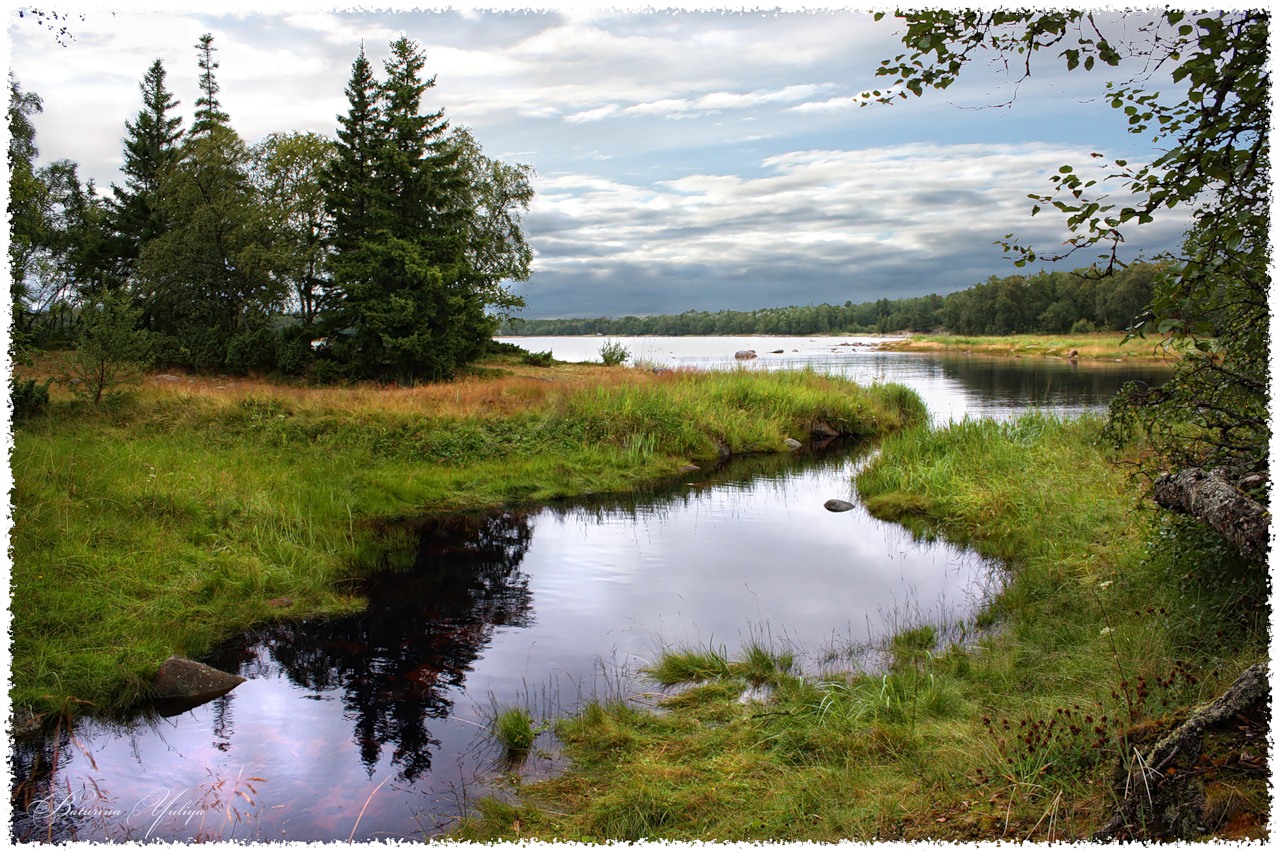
[498,262,1164,338]
[9,32,533,399]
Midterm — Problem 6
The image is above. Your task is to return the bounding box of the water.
[499,334,1167,421]
[10,337,1172,843]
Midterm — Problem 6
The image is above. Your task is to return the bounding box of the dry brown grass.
[20,353,683,419]
[877,332,1179,363]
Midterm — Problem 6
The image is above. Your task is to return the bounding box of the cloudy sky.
[7,3,1190,318]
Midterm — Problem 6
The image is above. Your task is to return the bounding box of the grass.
[492,706,539,753]
[9,355,926,718]
[877,331,1181,363]
[451,412,1268,843]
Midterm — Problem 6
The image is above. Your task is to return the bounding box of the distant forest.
[500,263,1165,338]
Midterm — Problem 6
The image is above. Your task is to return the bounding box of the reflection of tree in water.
[937,356,1170,408]
[210,511,535,782]
[9,722,128,843]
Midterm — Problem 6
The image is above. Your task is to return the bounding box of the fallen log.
[1093,663,1269,841]
[1152,467,1268,563]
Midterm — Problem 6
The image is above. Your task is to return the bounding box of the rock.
[770,349,784,354]
[810,421,840,439]
[152,656,245,708]
[783,438,803,451]
[156,374,181,382]
[734,350,758,360]
[679,464,700,473]
[12,709,46,739]
[824,499,856,512]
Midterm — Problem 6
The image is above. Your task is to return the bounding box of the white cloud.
[530,142,1185,277]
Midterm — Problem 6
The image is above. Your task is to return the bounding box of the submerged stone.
[824,499,856,512]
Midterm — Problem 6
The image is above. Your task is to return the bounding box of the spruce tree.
[108,59,184,285]
[321,37,532,381]
[191,33,230,136]
[324,46,385,259]
[138,33,279,369]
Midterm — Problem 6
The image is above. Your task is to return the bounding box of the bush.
[57,289,154,403]
[225,326,280,375]
[275,326,317,376]
[487,339,527,356]
[521,349,555,367]
[10,376,51,420]
[1070,318,1097,334]
[599,339,630,366]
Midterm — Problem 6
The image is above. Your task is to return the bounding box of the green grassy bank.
[454,414,1267,842]
[877,331,1179,363]
[9,360,925,719]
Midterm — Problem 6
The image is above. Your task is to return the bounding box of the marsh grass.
[878,332,1180,363]
[10,360,925,717]
[452,412,1267,843]
[492,706,539,753]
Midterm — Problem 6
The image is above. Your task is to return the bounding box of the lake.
[10,337,1172,843]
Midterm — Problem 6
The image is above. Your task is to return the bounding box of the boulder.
[153,655,245,708]
[824,499,856,513]
[783,438,803,451]
[734,350,758,360]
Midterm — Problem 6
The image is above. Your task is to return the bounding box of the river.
[10,337,1172,843]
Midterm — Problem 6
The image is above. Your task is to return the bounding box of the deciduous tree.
[866,9,1269,536]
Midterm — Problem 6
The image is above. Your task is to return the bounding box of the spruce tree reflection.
[211,511,535,781]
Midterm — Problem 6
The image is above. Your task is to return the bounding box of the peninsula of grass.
[452,413,1267,842]
[875,331,1180,363]
[9,357,925,720]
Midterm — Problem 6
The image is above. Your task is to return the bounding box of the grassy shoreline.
[453,413,1266,842]
[9,357,925,720]
[874,331,1179,363]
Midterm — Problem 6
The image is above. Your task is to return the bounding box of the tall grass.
[10,363,926,717]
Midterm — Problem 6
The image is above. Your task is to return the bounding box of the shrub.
[521,349,555,367]
[599,339,630,366]
[225,326,280,375]
[10,376,51,420]
[57,289,154,403]
[274,326,316,376]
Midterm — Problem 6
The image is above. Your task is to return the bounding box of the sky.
[6,2,1193,319]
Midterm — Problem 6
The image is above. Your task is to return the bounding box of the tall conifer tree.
[191,33,230,136]
[108,59,184,285]
[321,37,532,381]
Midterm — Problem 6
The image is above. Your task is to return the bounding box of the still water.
[499,334,1168,421]
[11,337,1171,843]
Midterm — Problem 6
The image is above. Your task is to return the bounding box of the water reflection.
[206,512,536,783]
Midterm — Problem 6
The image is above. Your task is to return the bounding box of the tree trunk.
[1152,467,1268,562]
[1093,663,1269,841]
